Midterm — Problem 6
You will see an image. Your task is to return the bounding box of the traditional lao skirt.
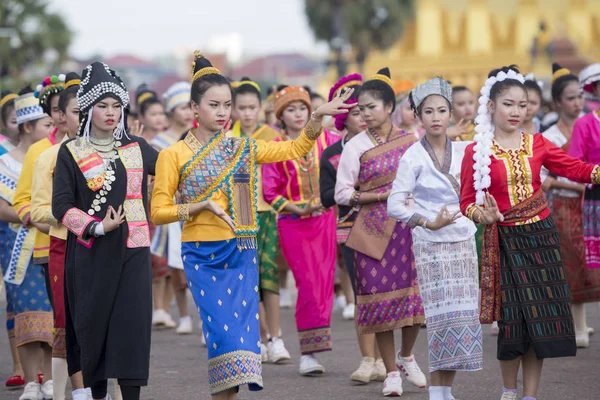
[49,236,68,358]
[496,217,576,360]
[553,195,600,303]
[413,237,482,372]
[583,186,600,269]
[182,240,263,395]
[257,211,280,295]
[278,211,337,354]
[354,222,425,335]
[0,221,17,339]
[1,224,53,347]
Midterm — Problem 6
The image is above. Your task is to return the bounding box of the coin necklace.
[87,137,120,216]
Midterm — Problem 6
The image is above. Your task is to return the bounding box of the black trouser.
[90,379,143,400]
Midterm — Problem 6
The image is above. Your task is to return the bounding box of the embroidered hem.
[208,350,263,395]
[299,326,332,354]
[15,311,53,347]
[52,327,67,359]
[356,287,424,335]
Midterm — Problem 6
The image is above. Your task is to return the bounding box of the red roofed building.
[231,53,322,88]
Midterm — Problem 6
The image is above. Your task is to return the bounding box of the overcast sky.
[52,0,328,59]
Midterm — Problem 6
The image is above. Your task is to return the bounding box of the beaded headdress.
[472,68,525,205]
[34,74,66,112]
[409,77,452,110]
[164,81,191,112]
[15,92,47,125]
[578,63,600,97]
[274,86,311,118]
[77,62,130,140]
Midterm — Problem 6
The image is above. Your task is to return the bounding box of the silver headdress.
[410,77,453,110]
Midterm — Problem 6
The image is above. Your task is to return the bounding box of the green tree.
[0,0,72,81]
[305,0,414,78]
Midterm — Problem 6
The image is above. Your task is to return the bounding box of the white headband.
[472,69,525,205]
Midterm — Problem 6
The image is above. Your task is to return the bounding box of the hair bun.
[488,64,520,78]
[377,67,391,78]
[552,63,563,74]
[240,76,251,82]
[65,72,81,82]
[193,54,214,74]
[18,86,33,96]
[1,90,12,98]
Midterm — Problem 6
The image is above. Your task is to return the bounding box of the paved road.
[1,295,599,399]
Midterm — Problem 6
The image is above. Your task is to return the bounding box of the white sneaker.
[267,337,291,363]
[152,309,166,326]
[371,358,387,382]
[260,343,269,363]
[382,371,403,397]
[198,322,207,347]
[491,321,499,336]
[299,355,324,376]
[395,352,426,389]
[588,326,595,336]
[176,316,193,334]
[163,311,177,328]
[342,303,355,320]
[19,382,42,400]
[280,289,293,309]
[500,392,518,400]
[351,357,374,383]
[40,380,52,399]
[333,295,347,313]
[576,331,590,348]
[71,388,91,400]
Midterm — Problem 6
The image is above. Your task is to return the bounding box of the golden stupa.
[323,0,600,91]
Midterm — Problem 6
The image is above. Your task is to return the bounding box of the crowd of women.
[1,52,599,400]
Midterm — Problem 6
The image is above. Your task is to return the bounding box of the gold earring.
[194,113,199,119]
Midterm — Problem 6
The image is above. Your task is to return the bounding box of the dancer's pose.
[388,77,483,400]
[335,68,426,397]
[52,62,158,400]
[460,65,600,400]
[151,52,352,399]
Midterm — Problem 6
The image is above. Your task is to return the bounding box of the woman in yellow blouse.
[150,52,352,399]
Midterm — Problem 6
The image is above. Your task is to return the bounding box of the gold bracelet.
[303,118,323,140]
[177,204,193,221]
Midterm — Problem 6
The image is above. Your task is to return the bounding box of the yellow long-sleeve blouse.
[12,136,55,262]
[30,141,67,240]
[151,130,316,242]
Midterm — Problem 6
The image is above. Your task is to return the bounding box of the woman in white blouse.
[388,77,483,400]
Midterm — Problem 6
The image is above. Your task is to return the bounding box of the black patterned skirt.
[497,217,576,360]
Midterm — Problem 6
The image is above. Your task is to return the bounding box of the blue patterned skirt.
[0,222,53,346]
[181,240,263,395]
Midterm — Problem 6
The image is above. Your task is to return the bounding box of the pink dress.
[262,130,340,355]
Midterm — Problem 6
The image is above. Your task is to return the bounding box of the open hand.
[203,200,235,231]
[428,205,461,230]
[446,118,471,139]
[102,205,125,233]
[302,196,325,216]
[475,193,504,224]
[129,120,144,137]
[314,88,356,118]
